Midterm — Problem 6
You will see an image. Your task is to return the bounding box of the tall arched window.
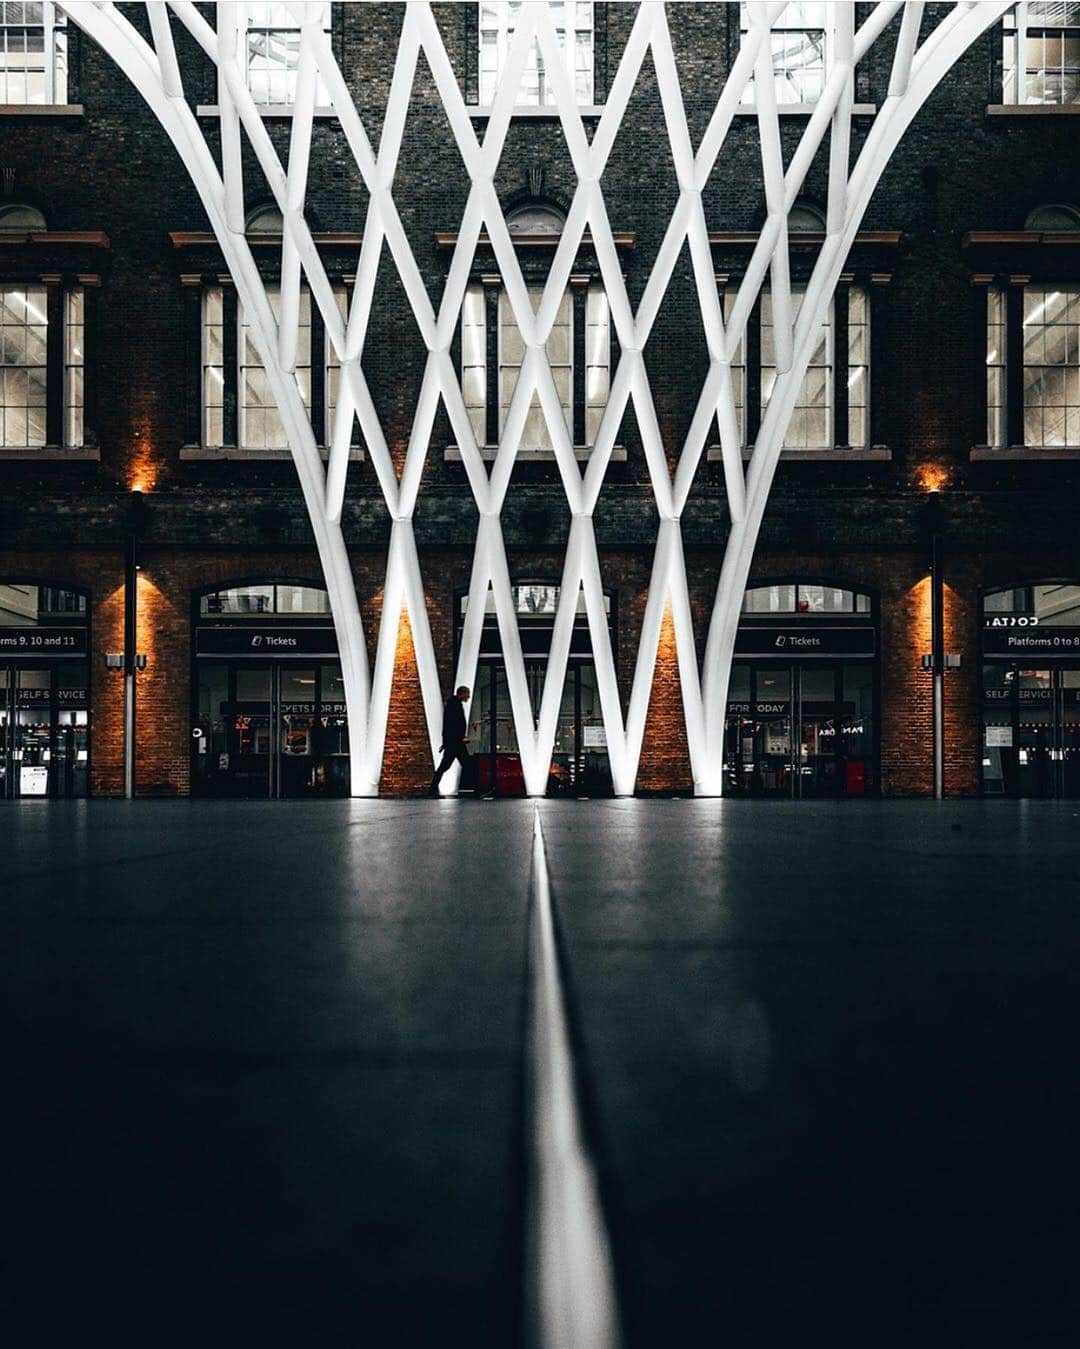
[460,202,610,456]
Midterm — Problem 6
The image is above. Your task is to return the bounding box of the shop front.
[981,583,1080,799]
[724,582,878,798]
[191,582,349,798]
[0,582,90,799]
[459,584,614,797]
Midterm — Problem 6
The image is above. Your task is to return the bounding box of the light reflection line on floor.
[524,805,621,1349]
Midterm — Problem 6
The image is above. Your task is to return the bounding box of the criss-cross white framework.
[62,1,1011,796]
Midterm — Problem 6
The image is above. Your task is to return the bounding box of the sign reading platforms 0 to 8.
[734,625,876,659]
[0,627,87,657]
[982,619,1080,658]
[194,626,339,658]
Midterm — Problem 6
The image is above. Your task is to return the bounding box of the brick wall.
[2,5,1079,799]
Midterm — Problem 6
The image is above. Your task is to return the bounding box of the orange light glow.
[916,463,949,493]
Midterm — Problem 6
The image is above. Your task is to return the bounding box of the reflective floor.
[2,800,1078,1344]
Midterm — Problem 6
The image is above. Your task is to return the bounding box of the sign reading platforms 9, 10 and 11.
[0,628,87,657]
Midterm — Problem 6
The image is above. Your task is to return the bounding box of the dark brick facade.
[2,4,1079,796]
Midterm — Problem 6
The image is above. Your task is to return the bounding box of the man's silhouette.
[429,685,472,797]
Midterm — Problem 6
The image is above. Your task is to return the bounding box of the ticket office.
[981,582,1080,799]
[458,584,614,797]
[191,582,349,799]
[724,582,878,799]
[0,582,89,799]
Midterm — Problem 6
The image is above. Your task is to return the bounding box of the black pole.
[929,504,945,800]
[123,490,145,799]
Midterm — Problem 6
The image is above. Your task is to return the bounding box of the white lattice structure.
[61,1,1011,797]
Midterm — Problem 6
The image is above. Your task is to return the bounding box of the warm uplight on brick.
[917,464,949,493]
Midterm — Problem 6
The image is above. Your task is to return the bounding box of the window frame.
[243,2,332,109]
[0,283,48,451]
[739,1,830,108]
[1019,281,1080,449]
[1003,2,1080,107]
[0,1,68,107]
[477,1,596,110]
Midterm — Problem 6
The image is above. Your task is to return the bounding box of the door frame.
[0,576,92,800]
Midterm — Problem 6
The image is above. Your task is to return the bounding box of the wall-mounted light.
[105,652,123,670]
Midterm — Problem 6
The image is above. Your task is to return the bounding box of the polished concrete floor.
[2,800,1078,1345]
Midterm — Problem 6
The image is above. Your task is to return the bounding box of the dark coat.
[441,695,467,749]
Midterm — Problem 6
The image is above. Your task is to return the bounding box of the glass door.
[752,667,792,796]
[0,667,10,798]
[15,668,53,797]
[278,666,317,798]
[576,662,612,796]
[1061,670,1080,798]
[797,665,839,798]
[1017,669,1054,798]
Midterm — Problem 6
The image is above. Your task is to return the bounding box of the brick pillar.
[134,563,190,796]
[90,568,126,796]
[880,561,932,796]
[635,603,693,794]
[380,609,434,795]
[944,558,980,796]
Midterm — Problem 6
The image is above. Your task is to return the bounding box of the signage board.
[19,766,49,796]
[583,724,607,749]
[734,624,875,659]
[985,726,1013,748]
[982,621,1080,658]
[195,625,339,658]
[0,627,87,657]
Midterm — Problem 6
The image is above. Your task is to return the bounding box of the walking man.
[429,685,472,797]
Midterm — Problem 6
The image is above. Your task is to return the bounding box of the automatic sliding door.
[278,667,317,798]
[1061,670,1080,798]
[1017,670,1053,798]
[15,669,52,797]
[797,666,838,799]
[233,666,273,797]
[0,668,10,798]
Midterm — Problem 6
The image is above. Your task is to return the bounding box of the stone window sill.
[180,445,365,462]
[0,103,84,116]
[196,105,338,119]
[467,105,606,120]
[707,445,891,463]
[987,103,1080,116]
[734,103,876,117]
[445,445,626,462]
[0,445,98,460]
[971,444,1080,460]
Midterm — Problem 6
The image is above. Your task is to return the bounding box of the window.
[325,286,347,437]
[740,2,828,107]
[239,286,311,449]
[986,289,1007,448]
[0,286,46,449]
[0,2,68,105]
[1,281,86,451]
[202,282,345,451]
[63,287,83,448]
[203,287,224,448]
[761,289,832,449]
[742,582,872,615]
[1022,286,1080,447]
[984,582,1080,622]
[0,203,47,233]
[200,582,330,618]
[245,2,331,107]
[499,286,571,450]
[1003,2,1080,105]
[729,282,869,452]
[478,1,594,107]
[461,280,610,453]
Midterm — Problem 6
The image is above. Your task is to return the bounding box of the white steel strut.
[61,1,1011,796]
